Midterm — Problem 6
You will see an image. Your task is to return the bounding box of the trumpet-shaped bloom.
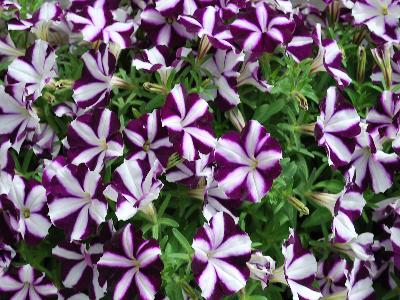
[1,176,51,245]
[6,39,57,100]
[230,2,294,54]
[52,242,106,299]
[192,212,251,299]
[281,229,322,300]
[97,223,162,300]
[0,264,57,299]
[124,109,173,168]
[73,44,117,109]
[66,108,123,171]
[103,159,163,221]
[66,0,135,48]
[317,256,348,296]
[161,83,216,161]
[315,86,361,167]
[215,120,282,202]
[47,164,107,241]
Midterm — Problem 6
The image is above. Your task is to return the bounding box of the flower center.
[143,140,151,152]
[251,159,258,169]
[21,208,30,219]
[132,258,141,268]
[99,138,108,150]
[166,17,174,24]
[381,6,388,15]
[83,192,92,202]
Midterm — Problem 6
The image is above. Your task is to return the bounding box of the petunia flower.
[73,44,124,110]
[201,49,245,110]
[53,100,85,119]
[286,15,314,63]
[1,176,51,245]
[214,119,282,203]
[0,85,40,153]
[352,0,400,41]
[0,139,13,195]
[215,0,247,20]
[332,212,375,261]
[52,242,106,299]
[28,123,60,158]
[65,108,123,172]
[237,56,272,92]
[161,83,216,161]
[132,45,191,85]
[124,109,173,168]
[57,289,90,300]
[0,264,57,299]
[246,251,276,289]
[103,158,163,221]
[66,0,135,48]
[47,164,107,241]
[0,34,24,64]
[230,2,295,54]
[140,5,194,47]
[273,228,322,300]
[315,86,361,168]
[311,24,352,88]
[0,242,15,277]
[346,259,375,299]
[317,255,348,296]
[6,39,57,101]
[97,223,163,300]
[345,122,400,194]
[366,90,400,139]
[192,212,252,299]
[179,6,235,50]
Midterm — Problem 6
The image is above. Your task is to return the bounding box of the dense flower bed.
[0,0,399,299]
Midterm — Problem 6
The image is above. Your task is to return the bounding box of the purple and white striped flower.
[237,56,272,92]
[230,2,295,54]
[311,24,352,88]
[366,90,400,139]
[161,83,216,161]
[0,243,15,277]
[215,120,282,203]
[28,124,60,158]
[247,251,276,289]
[132,46,191,85]
[6,39,57,101]
[0,139,13,195]
[332,212,374,261]
[390,219,400,271]
[179,6,235,50]
[201,49,244,110]
[315,86,361,168]
[47,164,107,241]
[155,0,197,18]
[57,289,90,300]
[192,212,251,299]
[216,0,247,19]
[73,44,117,110]
[371,48,400,85]
[0,85,39,153]
[276,229,322,300]
[165,152,213,187]
[66,0,135,48]
[0,34,24,63]
[124,109,173,168]
[334,184,366,221]
[1,176,51,245]
[286,15,314,63]
[0,264,57,299]
[317,256,348,296]
[140,5,194,47]
[65,108,123,172]
[103,159,163,221]
[53,100,85,119]
[352,0,400,40]
[97,223,163,300]
[346,259,375,300]
[52,242,106,299]
[346,123,400,193]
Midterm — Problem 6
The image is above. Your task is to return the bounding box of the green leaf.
[172,228,193,254]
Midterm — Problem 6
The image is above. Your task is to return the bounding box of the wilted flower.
[6,39,57,100]
[103,159,163,221]
[28,123,60,158]
[47,164,107,241]
[230,2,295,54]
[161,83,216,161]
[98,223,163,300]
[1,176,51,245]
[247,251,276,289]
[192,212,251,299]
[65,108,123,172]
[215,120,282,202]
[52,242,106,299]
[237,56,272,92]
[0,264,57,299]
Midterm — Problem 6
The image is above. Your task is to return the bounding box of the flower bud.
[357,45,366,82]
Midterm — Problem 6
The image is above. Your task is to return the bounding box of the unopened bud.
[226,108,246,132]
[143,82,167,94]
[357,45,366,83]
[297,123,315,136]
[197,35,212,62]
[327,0,340,25]
[111,76,133,89]
[371,43,392,90]
[288,196,309,216]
